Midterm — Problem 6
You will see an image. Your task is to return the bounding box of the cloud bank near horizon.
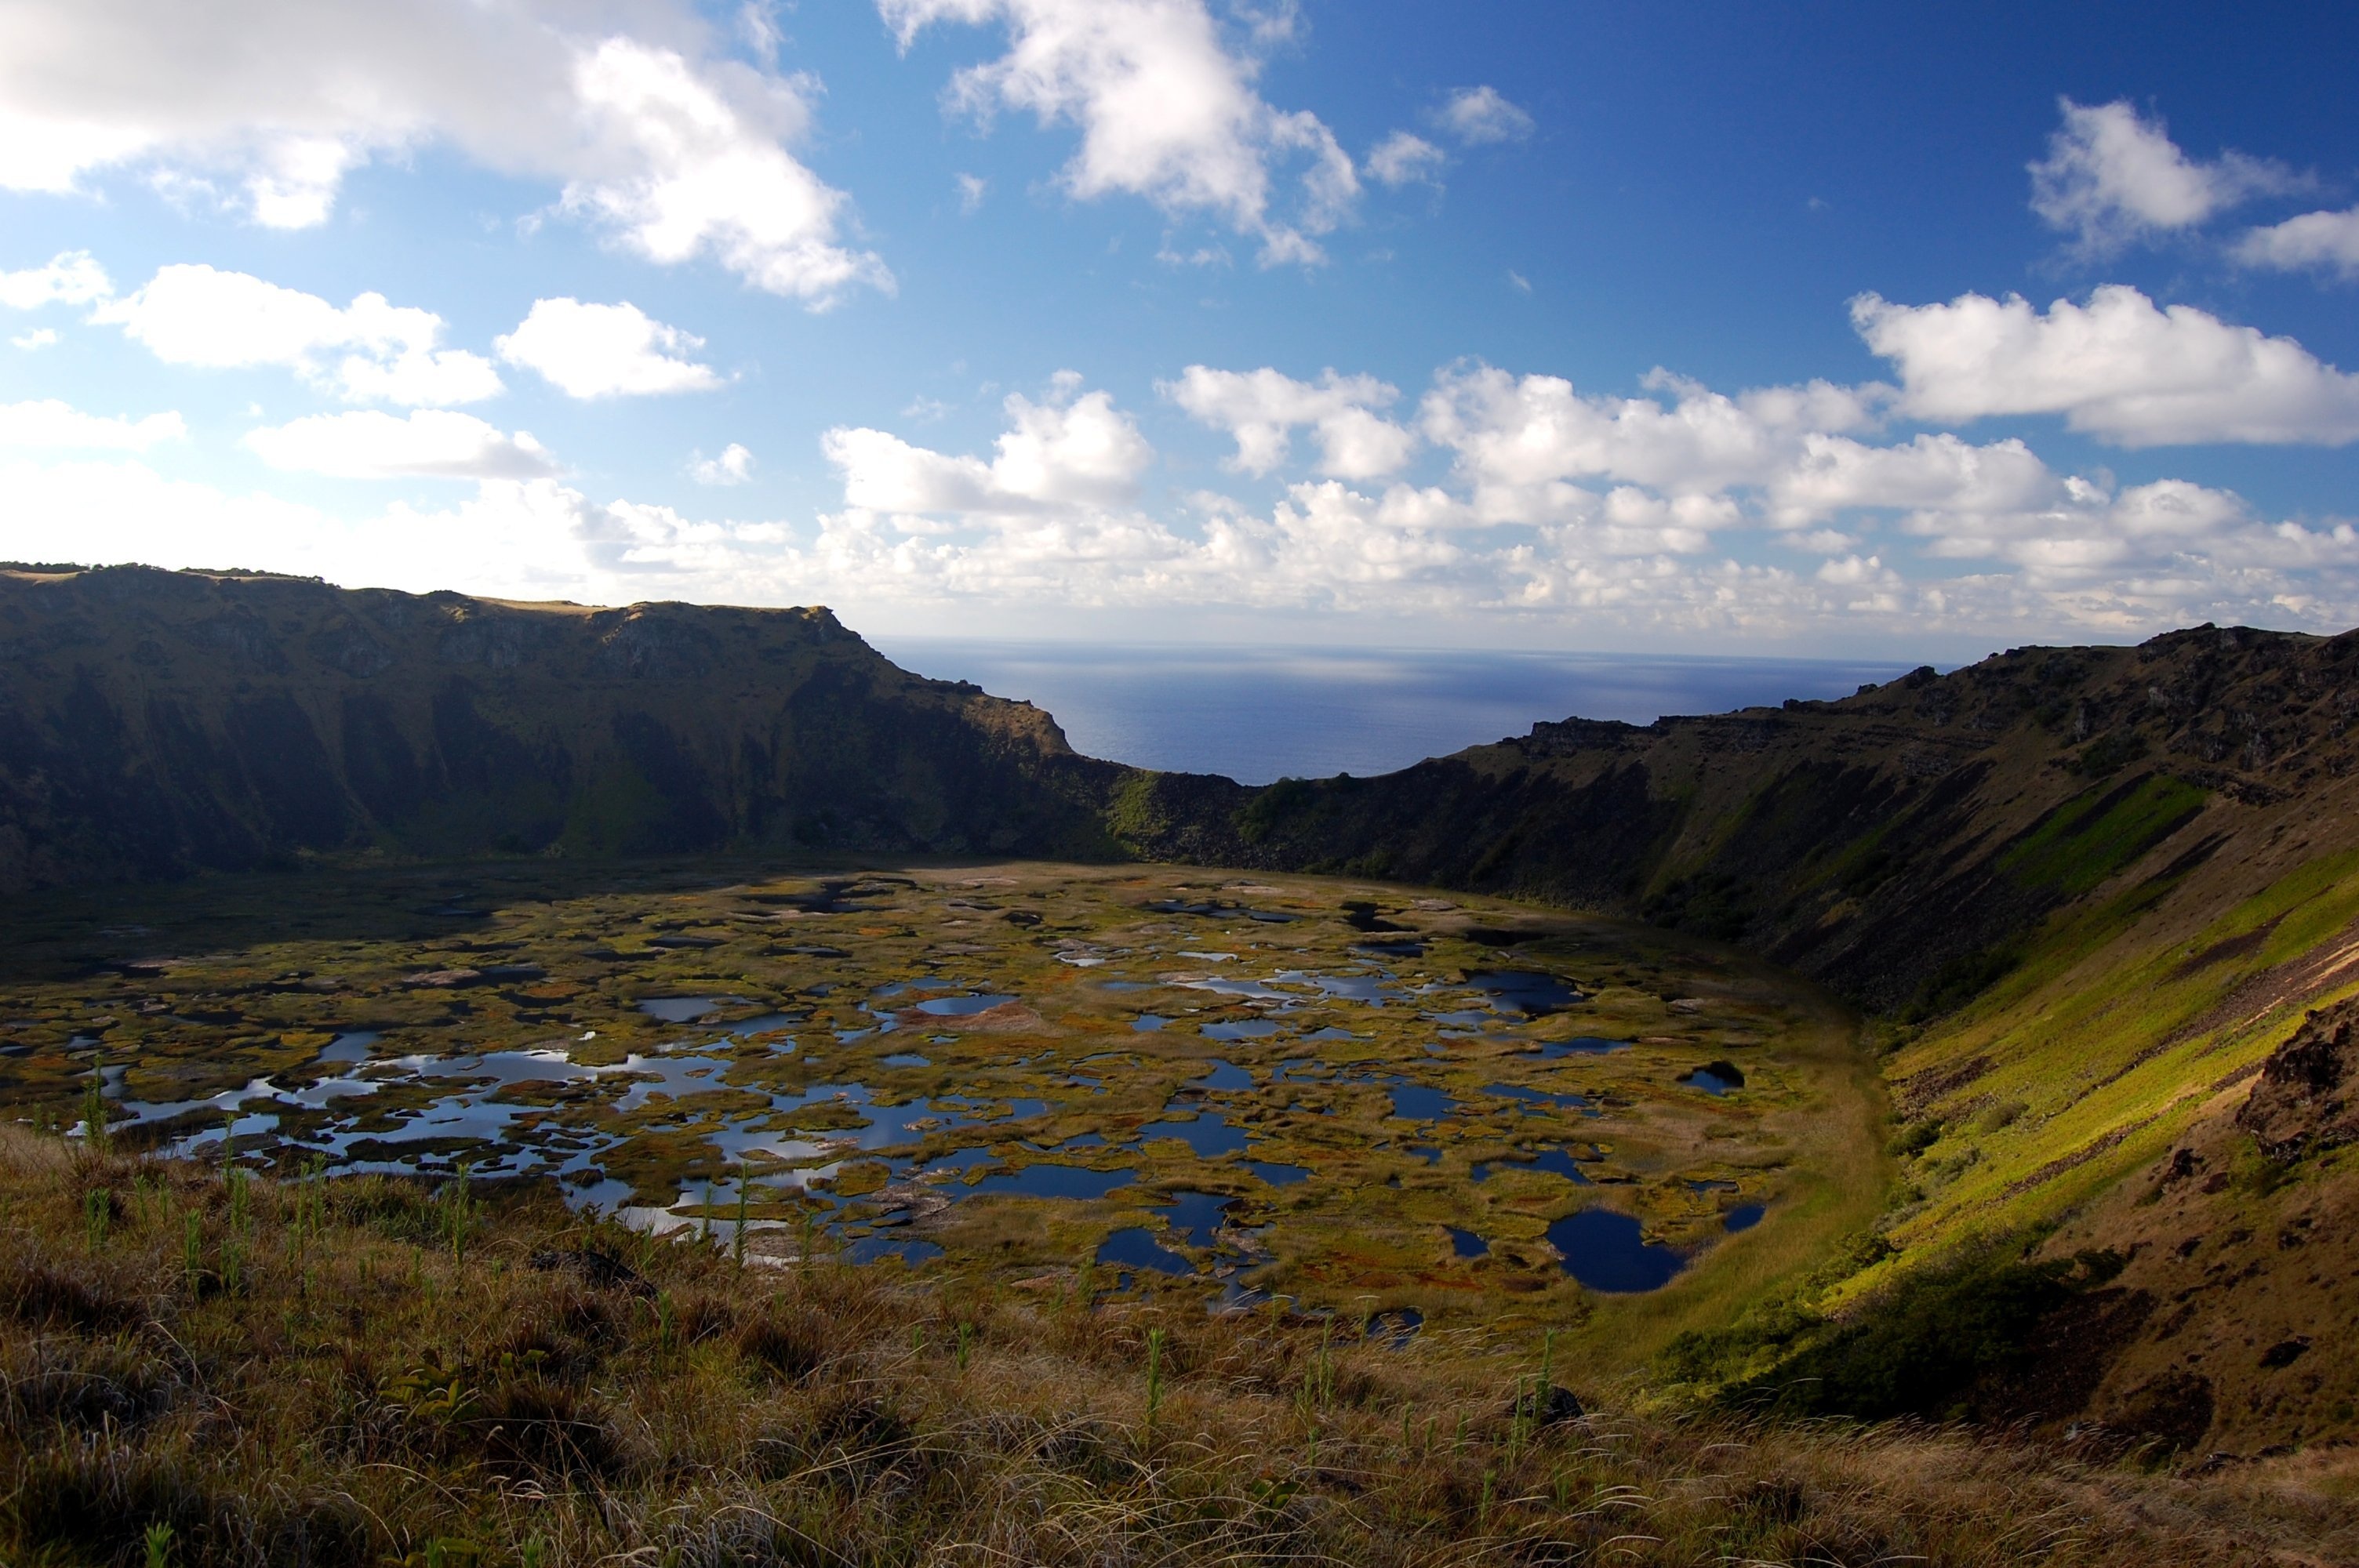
[0,6,2355,651]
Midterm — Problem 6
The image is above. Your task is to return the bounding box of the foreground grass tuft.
[4,1129,2352,1567]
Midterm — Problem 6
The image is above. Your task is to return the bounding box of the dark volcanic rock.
[1507,1383,1586,1427]
[2237,1001,2359,1160]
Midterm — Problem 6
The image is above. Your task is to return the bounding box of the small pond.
[1548,1208,1686,1294]
[1465,971,1583,1017]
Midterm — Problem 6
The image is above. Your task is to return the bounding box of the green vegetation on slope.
[1996,774,2208,898]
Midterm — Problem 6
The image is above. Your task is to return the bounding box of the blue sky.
[2,0,2356,658]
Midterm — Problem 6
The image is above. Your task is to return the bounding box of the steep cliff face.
[1122,626,2359,1011]
[0,566,1123,890]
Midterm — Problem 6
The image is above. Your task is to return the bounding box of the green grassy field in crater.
[0,858,1885,1367]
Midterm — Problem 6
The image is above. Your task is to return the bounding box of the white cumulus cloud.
[95,264,503,405]
[0,251,113,310]
[0,2,887,303]
[13,328,58,351]
[1164,365,1415,479]
[824,376,1153,520]
[2237,205,2359,281]
[0,399,186,451]
[2028,97,2299,256]
[1419,364,1882,517]
[1767,432,2058,527]
[1853,285,2359,447]
[1434,85,1532,146]
[879,0,1358,267]
[1365,131,1443,187]
[244,410,556,479]
[560,37,890,304]
[496,298,720,399]
[692,443,755,485]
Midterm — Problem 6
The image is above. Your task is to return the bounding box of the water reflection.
[1470,1146,1593,1184]
[1097,1225,1192,1275]
[639,997,725,1023]
[1137,1111,1250,1157]
[1681,1061,1746,1094]
[1465,971,1582,1017]
[1549,1208,1685,1293]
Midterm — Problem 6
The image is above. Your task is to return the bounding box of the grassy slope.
[1128,626,2359,1450]
[1830,778,2359,1452]
[10,1128,2357,1568]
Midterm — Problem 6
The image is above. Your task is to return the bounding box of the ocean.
[871,639,1920,786]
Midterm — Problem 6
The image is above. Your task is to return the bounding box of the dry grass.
[3,1134,2352,1567]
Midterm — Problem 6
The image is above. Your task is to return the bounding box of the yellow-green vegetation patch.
[0,858,1877,1367]
[1998,772,2208,897]
[1853,831,2359,1312]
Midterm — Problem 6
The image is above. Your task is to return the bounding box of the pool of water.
[1190,1058,1254,1091]
[638,996,726,1023]
[1482,1083,1592,1112]
[1681,1062,1746,1094]
[1448,1226,1489,1258]
[1548,1208,1686,1293]
[1146,900,1297,924]
[1531,1036,1629,1058]
[1724,1203,1766,1232]
[1136,1110,1251,1157]
[1274,970,1399,1004]
[1466,971,1583,1017]
[1242,1159,1310,1186]
[1132,1014,1172,1032]
[1097,1225,1194,1275]
[728,1013,805,1037]
[914,993,1019,1016]
[841,1236,943,1266]
[1353,938,1427,959]
[315,1031,380,1065]
[1201,1018,1283,1041]
[1470,1146,1593,1184]
[1385,1081,1459,1121]
[1186,975,1294,1003]
[965,1163,1140,1200]
[1156,1190,1233,1247]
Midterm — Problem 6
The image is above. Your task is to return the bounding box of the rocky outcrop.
[2237,1000,2359,1160]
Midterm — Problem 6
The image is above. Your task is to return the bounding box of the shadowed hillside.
[1117,626,2359,1012]
[0,565,1124,891]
